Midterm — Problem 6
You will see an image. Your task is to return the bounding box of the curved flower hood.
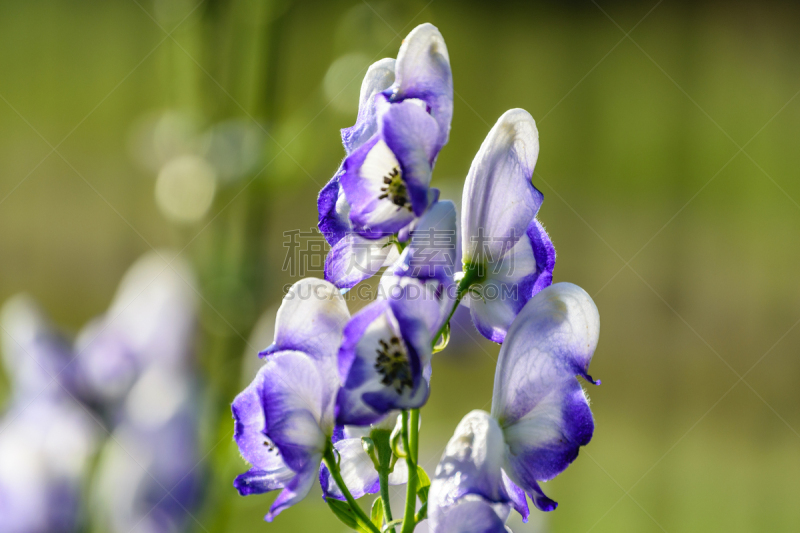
[460,109,554,343]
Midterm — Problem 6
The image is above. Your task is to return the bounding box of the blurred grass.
[2,0,800,532]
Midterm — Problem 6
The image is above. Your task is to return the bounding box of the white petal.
[490,283,599,425]
[461,109,541,265]
[358,140,415,228]
[268,278,350,362]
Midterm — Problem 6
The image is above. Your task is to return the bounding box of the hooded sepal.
[259,278,350,361]
[461,109,543,267]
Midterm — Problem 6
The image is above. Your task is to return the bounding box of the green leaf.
[416,466,431,503]
[415,501,428,522]
[370,498,384,528]
[326,498,368,532]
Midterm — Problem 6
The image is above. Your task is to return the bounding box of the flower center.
[378,167,412,212]
[374,336,413,394]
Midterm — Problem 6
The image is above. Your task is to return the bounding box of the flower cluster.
[0,252,202,533]
[232,23,601,533]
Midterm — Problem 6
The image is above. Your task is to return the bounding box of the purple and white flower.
[232,278,353,520]
[320,23,453,289]
[428,410,516,533]
[0,396,100,533]
[319,58,397,248]
[1,294,77,399]
[74,251,196,404]
[335,277,443,426]
[233,349,336,521]
[429,282,600,525]
[460,109,555,343]
[91,366,202,533]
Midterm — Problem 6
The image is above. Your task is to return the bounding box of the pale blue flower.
[461,109,555,343]
[429,283,600,526]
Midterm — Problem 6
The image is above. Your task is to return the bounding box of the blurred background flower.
[1,1,800,532]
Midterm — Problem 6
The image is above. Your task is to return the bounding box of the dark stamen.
[374,335,413,394]
[376,166,412,212]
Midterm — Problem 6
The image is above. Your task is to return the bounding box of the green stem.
[431,264,484,348]
[323,447,381,533]
[400,409,420,533]
[372,429,395,532]
[379,469,395,532]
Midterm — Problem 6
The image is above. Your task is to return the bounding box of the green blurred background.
[2,0,800,531]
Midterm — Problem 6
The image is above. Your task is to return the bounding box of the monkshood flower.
[427,411,517,533]
[232,278,349,520]
[253,278,410,506]
[430,283,600,523]
[318,414,408,501]
[0,294,77,398]
[0,394,99,533]
[461,109,555,343]
[335,276,443,426]
[74,251,196,404]
[91,365,202,533]
[320,23,453,289]
[233,350,335,521]
[318,58,396,248]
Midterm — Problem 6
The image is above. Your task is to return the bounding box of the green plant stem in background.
[400,409,420,533]
[193,1,288,532]
[323,446,382,533]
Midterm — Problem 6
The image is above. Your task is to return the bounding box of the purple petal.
[527,480,558,512]
[342,58,396,154]
[259,278,350,362]
[265,462,319,522]
[461,109,543,266]
[385,23,453,153]
[392,200,458,286]
[232,366,288,472]
[324,232,396,290]
[234,467,293,496]
[490,283,599,495]
[317,169,351,247]
[504,379,594,484]
[432,498,509,533]
[501,471,530,522]
[491,282,600,424]
[335,299,429,426]
[380,98,440,215]
[337,301,390,384]
[235,352,333,475]
[467,218,555,343]
[387,280,438,368]
[379,274,453,339]
[340,135,416,238]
